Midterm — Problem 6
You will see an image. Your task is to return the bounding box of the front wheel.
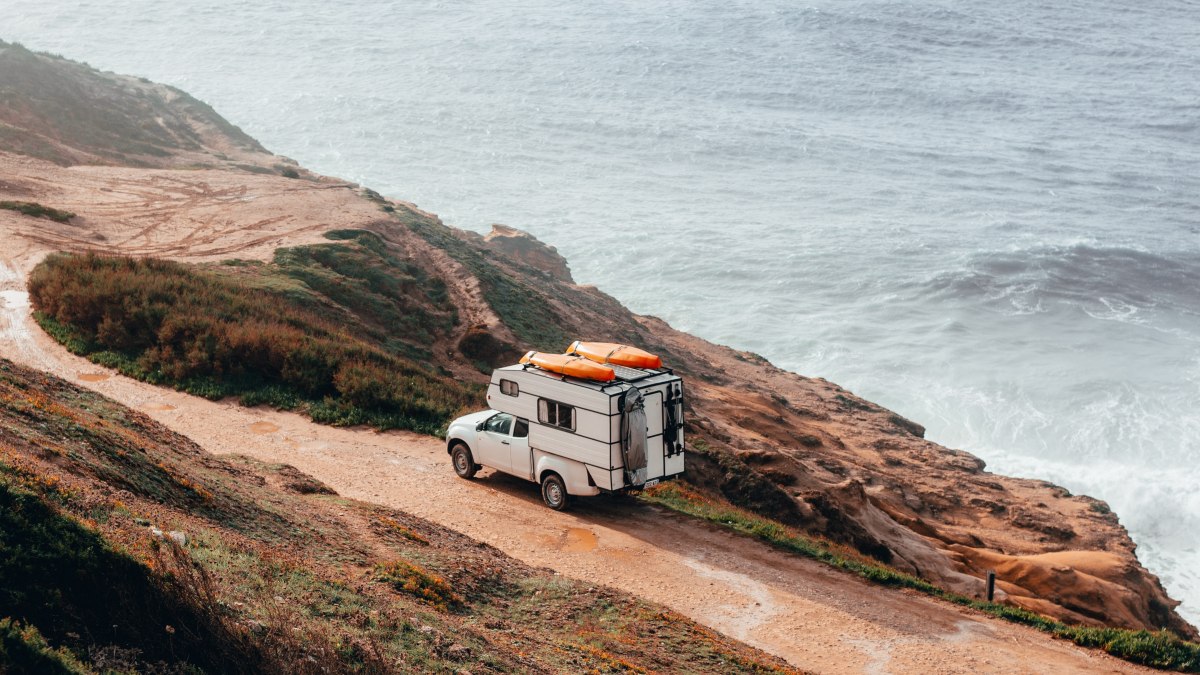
[451,443,477,479]
[540,473,569,511]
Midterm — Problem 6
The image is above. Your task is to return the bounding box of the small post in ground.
[986,570,996,602]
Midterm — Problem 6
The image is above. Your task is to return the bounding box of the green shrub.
[0,478,253,672]
[0,201,75,223]
[0,618,87,674]
[29,242,477,436]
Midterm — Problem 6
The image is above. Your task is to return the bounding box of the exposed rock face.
[448,221,1199,639]
[482,224,573,283]
[950,546,1187,633]
[451,225,1198,637]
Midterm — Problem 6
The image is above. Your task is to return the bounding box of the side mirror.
[476,421,486,431]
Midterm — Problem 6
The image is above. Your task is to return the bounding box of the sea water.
[8,0,1199,624]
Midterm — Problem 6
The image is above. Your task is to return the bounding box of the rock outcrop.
[483,224,573,282]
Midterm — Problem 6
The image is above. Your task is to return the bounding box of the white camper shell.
[446,360,685,509]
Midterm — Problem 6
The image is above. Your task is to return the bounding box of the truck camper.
[446,342,685,509]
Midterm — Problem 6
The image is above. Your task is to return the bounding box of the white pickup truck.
[446,356,686,510]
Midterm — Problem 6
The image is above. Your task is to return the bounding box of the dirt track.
[0,157,1151,673]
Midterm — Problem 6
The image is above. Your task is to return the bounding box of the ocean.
[8,0,1199,623]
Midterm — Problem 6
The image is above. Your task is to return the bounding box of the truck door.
[507,417,532,480]
[477,413,513,473]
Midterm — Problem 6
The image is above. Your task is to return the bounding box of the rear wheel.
[540,473,569,511]
[451,443,477,479]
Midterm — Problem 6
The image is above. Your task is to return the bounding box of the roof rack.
[605,363,665,382]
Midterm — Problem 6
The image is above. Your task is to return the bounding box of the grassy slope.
[388,205,571,352]
[28,230,476,436]
[0,357,797,674]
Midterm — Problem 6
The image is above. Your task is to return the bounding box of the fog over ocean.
[9,0,1199,623]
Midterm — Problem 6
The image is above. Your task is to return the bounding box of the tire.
[540,473,570,511]
[451,443,477,479]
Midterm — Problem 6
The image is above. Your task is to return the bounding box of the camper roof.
[497,362,678,391]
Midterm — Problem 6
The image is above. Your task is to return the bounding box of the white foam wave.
[1083,296,1144,324]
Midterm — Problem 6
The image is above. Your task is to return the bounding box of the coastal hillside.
[0,357,794,673]
[0,41,1196,672]
[0,40,272,170]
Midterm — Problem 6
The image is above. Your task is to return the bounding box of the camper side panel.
[487,369,616,470]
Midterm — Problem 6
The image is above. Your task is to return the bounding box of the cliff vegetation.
[28,231,474,435]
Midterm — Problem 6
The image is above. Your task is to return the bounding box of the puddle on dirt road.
[250,421,280,434]
[78,373,111,382]
[563,528,598,552]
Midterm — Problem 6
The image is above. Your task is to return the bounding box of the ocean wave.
[922,243,1200,318]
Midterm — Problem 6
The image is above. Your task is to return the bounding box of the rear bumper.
[608,470,684,493]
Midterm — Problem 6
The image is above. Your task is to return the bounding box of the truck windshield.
[485,414,512,435]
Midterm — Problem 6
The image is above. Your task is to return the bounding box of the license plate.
[644,479,660,488]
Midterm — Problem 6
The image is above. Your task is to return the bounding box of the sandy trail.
[0,158,1151,672]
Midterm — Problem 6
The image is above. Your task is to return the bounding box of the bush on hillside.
[28,242,475,435]
[0,200,75,223]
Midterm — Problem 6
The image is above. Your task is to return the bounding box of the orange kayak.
[566,341,663,370]
[520,350,616,382]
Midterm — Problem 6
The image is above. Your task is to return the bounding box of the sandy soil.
[0,154,1153,673]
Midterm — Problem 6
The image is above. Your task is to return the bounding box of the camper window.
[500,379,519,396]
[484,413,513,435]
[537,399,576,432]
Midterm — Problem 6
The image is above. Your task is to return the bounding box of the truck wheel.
[451,443,477,479]
[540,473,569,511]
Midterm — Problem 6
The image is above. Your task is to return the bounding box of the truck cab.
[447,410,529,478]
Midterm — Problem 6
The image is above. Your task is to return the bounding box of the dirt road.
[0,159,1150,673]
